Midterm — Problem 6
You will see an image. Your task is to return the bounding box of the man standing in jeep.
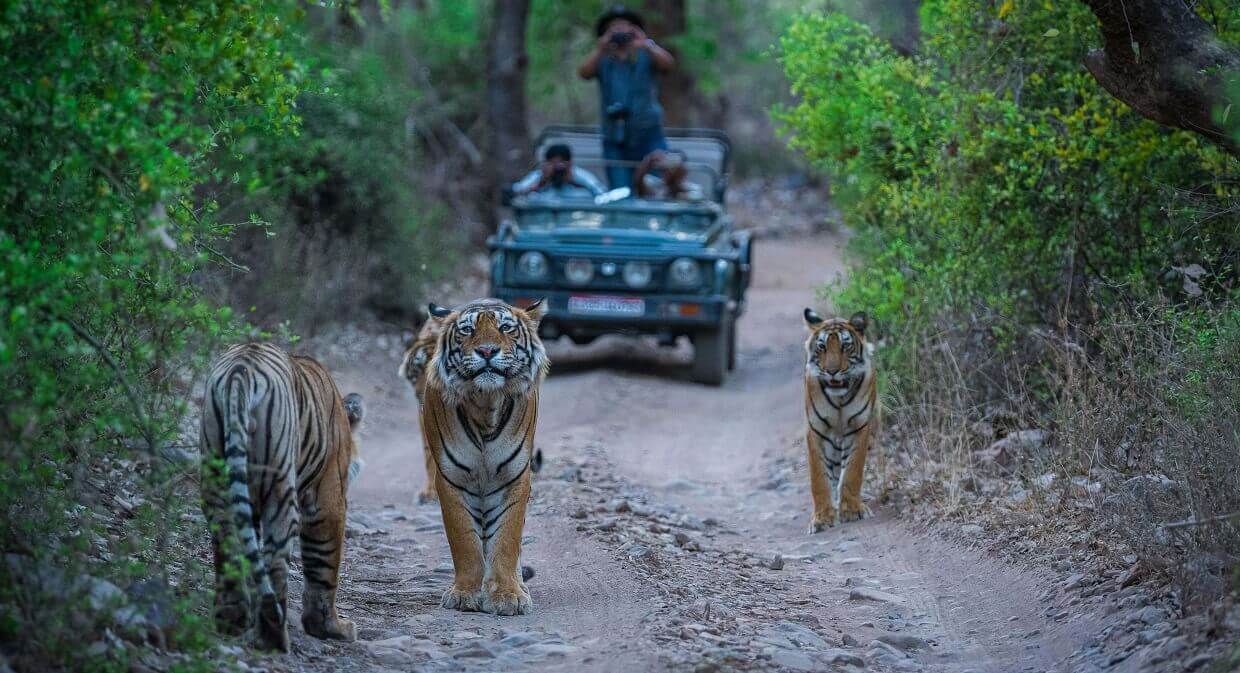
[577,5,675,190]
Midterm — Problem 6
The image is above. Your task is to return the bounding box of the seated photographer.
[633,150,704,202]
[511,144,605,200]
[577,5,675,189]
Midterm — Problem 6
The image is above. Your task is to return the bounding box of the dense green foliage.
[216,4,461,326]
[779,0,1237,375]
[779,0,1238,602]
[0,1,305,668]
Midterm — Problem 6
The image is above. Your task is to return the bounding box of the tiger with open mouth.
[802,309,879,532]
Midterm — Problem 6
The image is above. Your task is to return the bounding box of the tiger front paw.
[481,585,531,616]
[838,500,870,523]
[809,512,837,534]
[441,586,481,612]
[302,613,357,642]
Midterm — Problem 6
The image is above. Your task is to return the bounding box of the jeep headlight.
[565,258,594,285]
[623,261,652,289]
[668,257,702,288]
[516,251,550,282]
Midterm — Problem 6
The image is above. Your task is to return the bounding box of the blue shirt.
[597,48,664,142]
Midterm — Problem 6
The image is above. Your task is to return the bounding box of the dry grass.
[877,301,1239,610]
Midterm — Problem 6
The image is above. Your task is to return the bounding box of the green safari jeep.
[488,126,753,385]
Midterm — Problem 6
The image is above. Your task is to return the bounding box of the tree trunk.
[485,0,532,190]
[642,0,697,127]
[1080,0,1239,156]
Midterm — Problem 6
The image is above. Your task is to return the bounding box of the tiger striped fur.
[200,343,364,651]
[803,309,879,532]
[398,314,447,503]
[420,298,548,616]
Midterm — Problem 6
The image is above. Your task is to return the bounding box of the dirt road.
[284,232,1097,673]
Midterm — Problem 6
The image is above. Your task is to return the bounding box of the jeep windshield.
[513,199,716,236]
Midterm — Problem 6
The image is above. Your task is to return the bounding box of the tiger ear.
[523,298,547,325]
[428,302,453,319]
[849,311,869,335]
[804,307,824,327]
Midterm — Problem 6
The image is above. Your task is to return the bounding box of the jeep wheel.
[691,323,728,386]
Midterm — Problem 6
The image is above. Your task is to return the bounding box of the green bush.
[0,1,305,669]
[215,4,462,327]
[778,0,1239,601]
[778,0,1237,382]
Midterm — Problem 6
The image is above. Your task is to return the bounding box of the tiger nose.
[475,344,498,360]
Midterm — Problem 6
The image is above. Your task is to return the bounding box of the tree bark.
[485,0,532,187]
[643,0,697,127]
[1080,0,1239,156]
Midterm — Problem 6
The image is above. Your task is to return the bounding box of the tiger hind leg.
[202,458,255,637]
[417,441,439,504]
[299,475,356,642]
[257,478,297,652]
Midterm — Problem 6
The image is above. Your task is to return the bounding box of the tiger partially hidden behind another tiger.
[200,343,365,651]
[399,314,447,503]
[418,298,548,615]
[802,309,880,532]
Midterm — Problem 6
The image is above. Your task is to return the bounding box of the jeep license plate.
[567,295,645,317]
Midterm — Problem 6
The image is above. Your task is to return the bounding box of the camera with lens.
[609,30,635,47]
[605,102,629,144]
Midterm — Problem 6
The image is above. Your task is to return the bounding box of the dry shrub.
[1054,302,1239,607]
[879,301,1238,608]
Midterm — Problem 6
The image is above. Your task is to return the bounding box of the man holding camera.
[511,143,605,200]
[577,5,675,189]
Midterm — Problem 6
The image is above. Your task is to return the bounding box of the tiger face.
[804,309,871,397]
[430,299,548,398]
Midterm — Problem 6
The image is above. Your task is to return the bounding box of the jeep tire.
[691,319,730,386]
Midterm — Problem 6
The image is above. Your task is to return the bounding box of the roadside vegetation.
[779,0,1237,643]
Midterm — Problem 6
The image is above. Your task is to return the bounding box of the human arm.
[637,31,675,71]
[579,27,620,79]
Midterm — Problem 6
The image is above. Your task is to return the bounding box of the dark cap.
[595,4,645,36]
[544,143,572,161]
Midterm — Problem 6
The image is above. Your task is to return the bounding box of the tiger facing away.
[419,298,548,615]
[803,309,879,532]
[398,314,447,503]
[200,343,365,651]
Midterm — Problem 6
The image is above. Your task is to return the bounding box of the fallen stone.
[823,649,866,666]
[769,649,816,671]
[527,642,575,657]
[765,554,785,570]
[960,524,983,536]
[876,633,927,651]
[849,587,904,604]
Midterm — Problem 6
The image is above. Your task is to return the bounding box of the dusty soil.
[261,232,1154,673]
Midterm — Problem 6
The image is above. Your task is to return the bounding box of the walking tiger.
[802,309,879,532]
[200,343,364,651]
